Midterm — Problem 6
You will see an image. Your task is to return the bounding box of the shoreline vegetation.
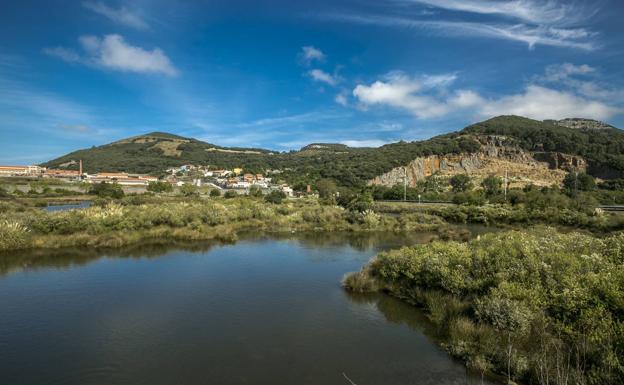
[343,228,624,385]
[0,195,454,253]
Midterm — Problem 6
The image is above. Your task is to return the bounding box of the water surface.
[0,232,494,385]
[44,201,92,212]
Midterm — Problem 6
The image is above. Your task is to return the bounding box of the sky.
[1,0,624,164]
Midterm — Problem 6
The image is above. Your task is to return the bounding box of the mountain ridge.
[42,116,624,186]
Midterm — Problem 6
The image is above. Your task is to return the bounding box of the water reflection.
[0,227,492,276]
[0,229,499,385]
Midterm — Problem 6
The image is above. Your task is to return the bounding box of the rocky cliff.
[369,135,587,187]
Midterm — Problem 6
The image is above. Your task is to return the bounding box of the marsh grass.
[0,196,450,251]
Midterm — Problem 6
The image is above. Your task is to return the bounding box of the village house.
[0,165,46,177]
[43,169,81,180]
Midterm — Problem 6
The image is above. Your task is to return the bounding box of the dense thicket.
[344,229,624,385]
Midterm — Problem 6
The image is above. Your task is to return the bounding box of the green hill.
[42,116,624,185]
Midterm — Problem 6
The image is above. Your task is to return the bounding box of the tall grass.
[0,197,451,251]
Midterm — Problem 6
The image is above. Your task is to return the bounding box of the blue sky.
[1,0,624,164]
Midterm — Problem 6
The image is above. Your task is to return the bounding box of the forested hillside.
[43,116,624,186]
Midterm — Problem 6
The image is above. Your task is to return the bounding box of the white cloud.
[353,71,478,118]
[352,66,622,121]
[300,46,326,64]
[341,139,390,147]
[477,85,619,120]
[83,1,149,30]
[45,34,178,76]
[309,69,338,86]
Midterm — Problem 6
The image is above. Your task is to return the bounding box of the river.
[0,231,496,385]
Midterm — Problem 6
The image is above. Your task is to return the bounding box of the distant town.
[0,162,296,196]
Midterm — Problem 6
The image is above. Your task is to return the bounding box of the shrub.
[209,189,221,197]
[89,182,124,199]
[147,181,173,193]
[481,175,502,197]
[264,190,286,204]
[0,220,30,250]
[248,185,263,197]
[179,183,198,197]
[224,190,238,199]
[450,174,473,192]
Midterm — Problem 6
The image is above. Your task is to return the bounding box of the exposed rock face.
[554,118,615,131]
[369,135,588,187]
[533,152,587,173]
[370,154,482,187]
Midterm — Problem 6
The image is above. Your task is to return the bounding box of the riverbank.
[0,196,454,252]
[343,228,624,385]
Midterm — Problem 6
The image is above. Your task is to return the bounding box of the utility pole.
[504,169,508,201]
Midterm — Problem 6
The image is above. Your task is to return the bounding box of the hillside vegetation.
[43,116,624,185]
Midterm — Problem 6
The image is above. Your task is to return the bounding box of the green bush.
[147,181,173,193]
[348,228,624,385]
[264,190,286,204]
[224,190,238,199]
[209,189,221,197]
[89,182,124,199]
[178,183,198,197]
[450,174,472,192]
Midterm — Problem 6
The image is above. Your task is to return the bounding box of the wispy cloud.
[83,1,149,30]
[308,69,339,86]
[57,124,95,134]
[45,34,178,76]
[315,0,599,50]
[403,0,590,25]
[236,110,349,129]
[299,46,326,65]
[323,13,596,50]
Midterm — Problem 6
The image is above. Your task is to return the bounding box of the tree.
[481,175,502,197]
[209,189,221,197]
[89,182,124,199]
[450,174,473,193]
[316,178,337,199]
[147,181,173,193]
[563,172,595,194]
[179,183,198,197]
[265,190,286,204]
[347,191,374,212]
[248,185,263,197]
